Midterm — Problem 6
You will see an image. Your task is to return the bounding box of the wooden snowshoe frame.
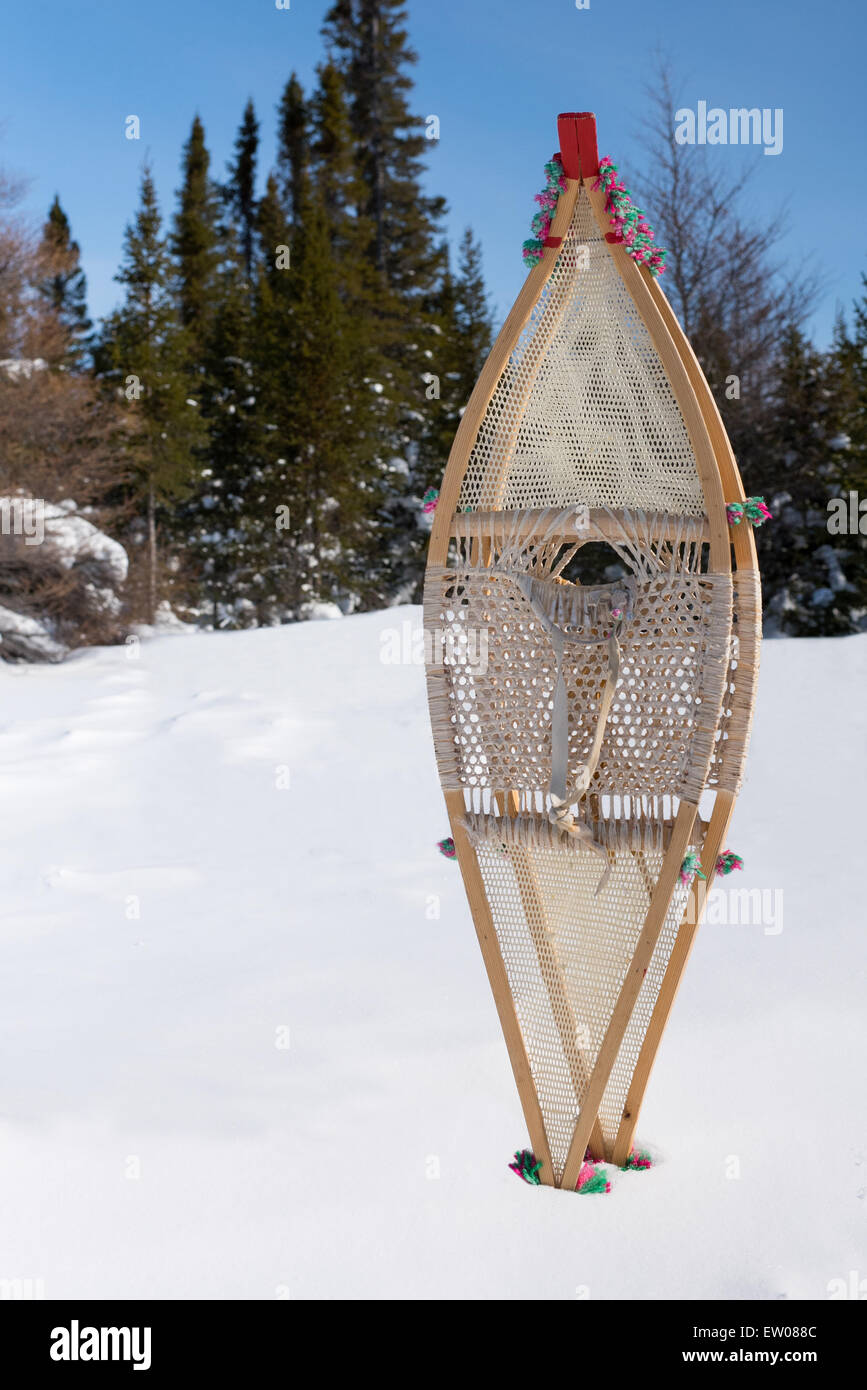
[425,113,761,1190]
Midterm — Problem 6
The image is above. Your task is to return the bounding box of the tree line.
[0,16,864,651]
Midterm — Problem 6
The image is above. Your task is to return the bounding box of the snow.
[43,499,129,585]
[0,357,48,380]
[0,603,65,661]
[298,600,342,621]
[0,496,128,587]
[0,611,864,1300]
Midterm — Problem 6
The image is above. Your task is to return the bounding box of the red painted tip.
[557,112,600,181]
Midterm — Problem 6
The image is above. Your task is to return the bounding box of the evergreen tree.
[255,172,291,290]
[276,74,309,223]
[820,288,867,631]
[454,227,493,404]
[224,100,260,283]
[310,62,359,235]
[251,172,298,613]
[410,229,493,593]
[257,169,391,613]
[101,166,204,622]
[171,116,222,347]
[761,325,863,636]
[321,1,451,599]
[180,231,275,626]
[322,0,446,296]
[169,116,237,619]
[36,196,92,366]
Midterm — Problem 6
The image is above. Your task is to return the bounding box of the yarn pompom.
[715,850,743,876]
[621,1146,653,1171]
[422,487,439,514]
[510,1148,610,1192]
[744,496,772,525]
[679,850,707,885]
[437,836,456,859]
[576,1159,611,1194]
[727,497,772,527]
[593,156,667,277]
[522,154,566,268]
[509,1149,543,1185]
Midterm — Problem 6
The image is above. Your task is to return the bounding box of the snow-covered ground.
[0,611,864,1300]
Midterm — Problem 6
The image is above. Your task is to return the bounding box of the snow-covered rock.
[0,356,48,381]
[42,499,129,585]
[0,496,128,662]
[0,602,65,661]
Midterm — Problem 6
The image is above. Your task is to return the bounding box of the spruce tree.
[321,1,451,599]
[101,166,204,622]
[255,172,291,292]
[181,231,274,626]
[310,62,359,235]
[169,116,235,619]
[171,116,222,347]
[36,196,92,366]
[276,74,309,223]
[256,166,390,613]
[224,100,260,283]
[821,288,867,631]
[322,0,446,296]
[760,326,861,636]
[454,227,493,404]
[410,229,493,594]
[252,170,303,612]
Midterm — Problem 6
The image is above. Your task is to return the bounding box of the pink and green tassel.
[509,1149,543,1185]
[522,154,567,269]
[682,848,743,882]
[593,156,668,277]
[422,487,439,515]
[621,1146,653,1171]
[509,1148,610,1192]
[679,850,707,885]
[576,1159,611,1194]
[437,836,456,859]
[726,496,772,527]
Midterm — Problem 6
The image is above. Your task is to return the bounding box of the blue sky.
[0,0,862,345]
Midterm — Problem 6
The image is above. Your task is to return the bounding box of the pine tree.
[171,116,222,347]
[180,231,274,626]
[820,288,867,631]
[253,165,309,613]
[409,229,493,594]
[322,0,446,296]
[454,227,493,404]
[255,172,291,291]
[101,166,204,622]
[256,166,391,614]
[760,326,862,636]
[310,62,358,234]
[321,1,451,600]
[169,116,237,619]
[276,74,309,223]
[36,196,92,366]
[224,100,260,283]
